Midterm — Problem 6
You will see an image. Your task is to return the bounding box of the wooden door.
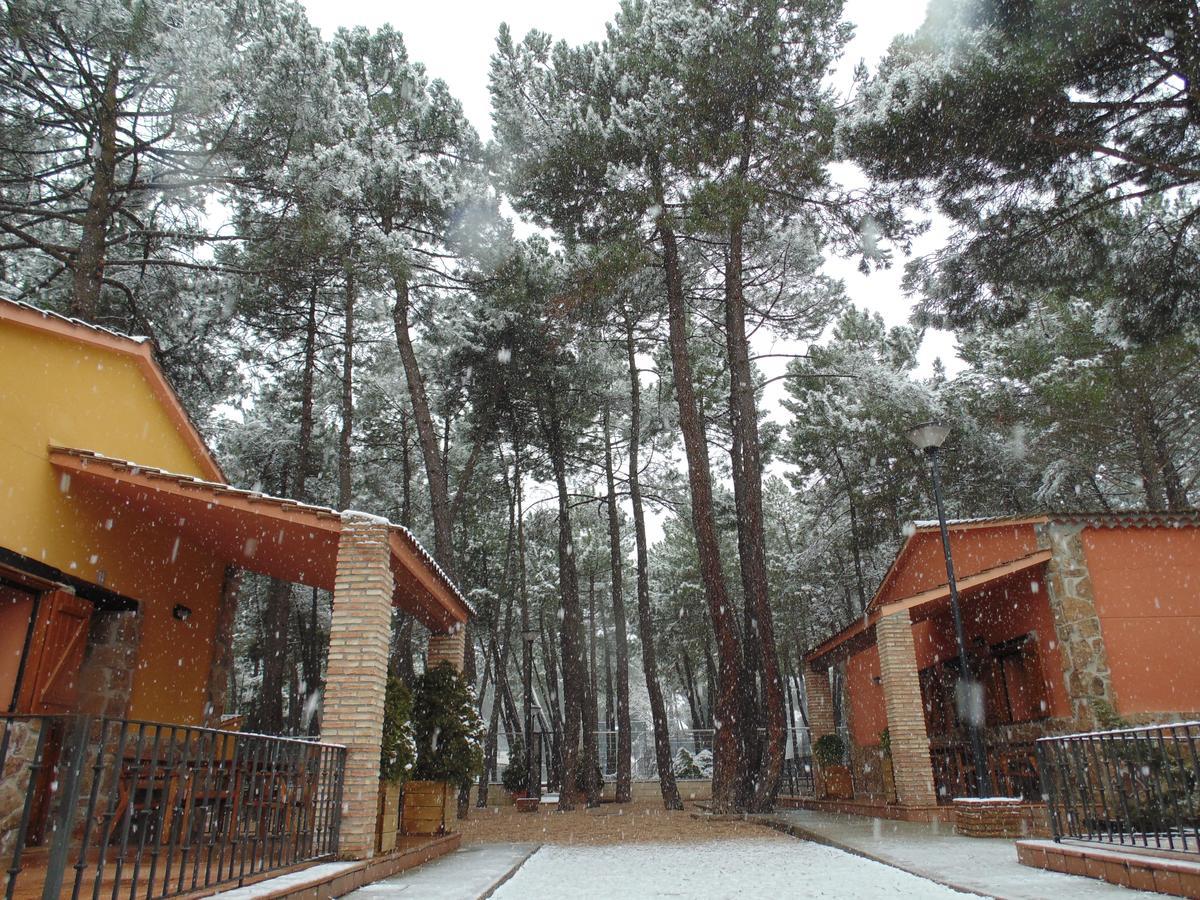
[16,589,93,714]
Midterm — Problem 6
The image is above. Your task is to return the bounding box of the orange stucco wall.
[0,318,224,724]
[877,525,1040,606]
[846,643,887,747]
[1083,527,1200,717]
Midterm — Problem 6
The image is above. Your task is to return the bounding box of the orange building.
[803,513,1200,816]
[0,298,471,888]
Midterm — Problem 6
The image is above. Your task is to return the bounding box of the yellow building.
[0,298,471,888]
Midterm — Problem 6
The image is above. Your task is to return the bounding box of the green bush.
[502,742,528,794]
[879,728,891,758]
[673,747,703,779]
[379,675,415,784]
[813,733,846,768]
[410,662,485,787]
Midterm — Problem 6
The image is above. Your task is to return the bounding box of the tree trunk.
[623,308,682,810]
[652,169,745,813]
[539,603,564,790]
[393,276,456,576]
[542,403,585,811]
[724,215,786,810]
[602,403,634,802]
[339,265,355,510]
[834,449,868,612]
[71,58,120,321]
[585,573,601,806]
[256,467,292,735]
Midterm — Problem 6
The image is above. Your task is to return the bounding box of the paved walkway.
[343,843,538,899]
[757,809,1156,899]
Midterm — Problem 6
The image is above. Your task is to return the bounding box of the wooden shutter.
[16,590,93,714]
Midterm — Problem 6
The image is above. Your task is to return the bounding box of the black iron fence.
[1037,721,1200,854]
[0,714,345,900]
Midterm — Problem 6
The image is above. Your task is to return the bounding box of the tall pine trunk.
[393,276,456,576]
[71,58,120,320]
[542,402,586,811]
[724,219,786,811]
[338,265,355,510]
[585,574,601,807]
[623,309,682,810]
[652,171,746,813]
[603,404,633,802]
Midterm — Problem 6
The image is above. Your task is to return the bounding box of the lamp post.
[522,627,538,798]
[907,422,993,798]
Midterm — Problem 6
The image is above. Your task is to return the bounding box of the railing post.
[41,715,90,900]
[1035,739,1061,842]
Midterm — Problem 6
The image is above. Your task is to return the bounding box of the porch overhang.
[49,446,471,631]
[805,549,1052,667]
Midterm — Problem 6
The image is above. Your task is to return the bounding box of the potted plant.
[376,675,415,853]
[402,662,485,834]
[813,733,853,800]
[879,728,897,803]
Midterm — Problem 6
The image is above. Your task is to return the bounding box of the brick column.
[876,611,938,806]
[804,664,836,740]
[804,664,837,796]
[1038,522,1115,728]
[427,627,466,672]
[321,515,394,860]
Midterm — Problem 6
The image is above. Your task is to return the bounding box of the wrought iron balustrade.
[929,735,1041,801]
[1038,721,1200,854]
[0,714,345,900]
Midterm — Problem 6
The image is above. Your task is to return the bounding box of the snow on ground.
[492,839,971,898]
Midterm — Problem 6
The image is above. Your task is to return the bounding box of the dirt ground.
[456,799,789,846]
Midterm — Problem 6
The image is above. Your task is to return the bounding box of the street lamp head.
[907,421,951,453]
[522,627,539,644]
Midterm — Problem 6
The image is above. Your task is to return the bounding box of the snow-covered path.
[491,839,971,898]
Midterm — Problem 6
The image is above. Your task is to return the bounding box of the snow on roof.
[51,446,472,616]
[0,296,151,346]
[909,511,1200,532]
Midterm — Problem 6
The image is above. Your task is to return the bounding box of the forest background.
[1,0,1195,812]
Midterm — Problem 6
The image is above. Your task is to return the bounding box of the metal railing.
[0,714,345,900]
[929,735,1041,801]
[1038,721,1200,854]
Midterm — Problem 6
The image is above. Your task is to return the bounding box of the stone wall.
[0,719,41,863]
[204,567,242,725]
[1038,522,1116,728]
[76,608,140,718]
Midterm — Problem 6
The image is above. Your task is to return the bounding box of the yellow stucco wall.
[0,318,224,725]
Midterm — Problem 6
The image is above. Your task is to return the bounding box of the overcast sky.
[300,0,954,375]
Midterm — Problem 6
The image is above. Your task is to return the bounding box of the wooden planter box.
[401,780,453,835]
[821,765,854,800]
[515,796,540,813]
[376,780,402,853]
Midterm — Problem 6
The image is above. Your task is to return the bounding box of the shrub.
[674,747,704,779]
[410,662,485,787]
[379,675,415,784]
[813,733,846,768]
[879,728,891,758]
[502,742,529,794]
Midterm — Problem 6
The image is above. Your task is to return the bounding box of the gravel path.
[491,839,972,898]
[459,800,784,846]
